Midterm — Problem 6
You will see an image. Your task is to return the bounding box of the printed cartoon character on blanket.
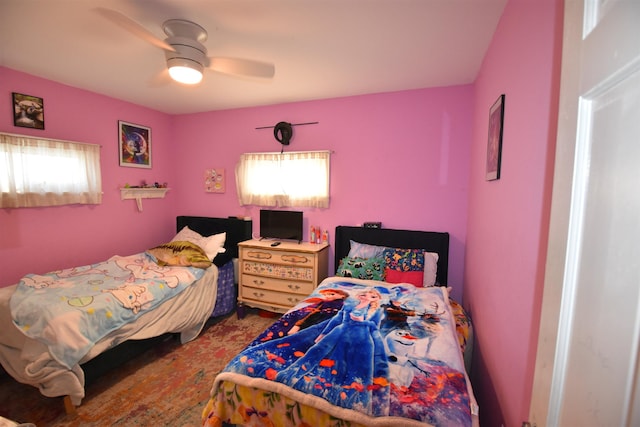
[226,285,390,416]
[252,288,350,343]
[381,285,472,425]
[10,252,206,371]
[222,280,474,425]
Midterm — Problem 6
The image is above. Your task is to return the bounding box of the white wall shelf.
[120,187,170,212]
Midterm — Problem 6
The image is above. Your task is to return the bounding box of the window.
[0,133,102,208]
[236,150,330,208]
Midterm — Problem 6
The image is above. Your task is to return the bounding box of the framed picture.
[119,120,151,168]
[486,94,505,181]
[13,92,44,129]
[204,168,226,193]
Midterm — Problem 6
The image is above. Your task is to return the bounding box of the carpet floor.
[0,309,276,427]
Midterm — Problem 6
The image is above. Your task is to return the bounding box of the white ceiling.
[0,0,507,115]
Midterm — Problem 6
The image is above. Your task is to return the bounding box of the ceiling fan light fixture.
[167,58,203,84]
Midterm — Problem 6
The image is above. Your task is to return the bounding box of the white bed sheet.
[0,264,218,406]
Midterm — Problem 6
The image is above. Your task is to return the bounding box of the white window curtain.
[236,150,330,208]
[0,133,102,208]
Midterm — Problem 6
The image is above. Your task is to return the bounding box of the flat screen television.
[260,209,303,242]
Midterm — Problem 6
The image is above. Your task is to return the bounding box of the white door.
[530,0,640,426]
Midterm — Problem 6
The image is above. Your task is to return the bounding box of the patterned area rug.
[0,310,276,426]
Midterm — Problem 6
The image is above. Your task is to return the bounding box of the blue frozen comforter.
[10,252,206,368]
[216,277,476,426]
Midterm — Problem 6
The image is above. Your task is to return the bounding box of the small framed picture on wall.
[205,168,225,193]
[119,120,151,168]
[13,92,45,130]
[486,94,505,181]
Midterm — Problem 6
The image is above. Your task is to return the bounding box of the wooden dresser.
[237,239,329,317]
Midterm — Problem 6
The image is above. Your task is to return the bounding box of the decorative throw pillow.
[336,256,385,281]
[382,248,425,287]
[348,243,440,286]
[385,269,424,287]
[147,241,212,269]
[171,226,226,260]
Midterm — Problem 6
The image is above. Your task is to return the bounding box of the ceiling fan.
[96,8,275,85]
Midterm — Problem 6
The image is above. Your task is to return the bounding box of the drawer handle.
[287,297,301,304]
[252,279,265,286]
[288,284,301,290]
[253,292,265,298]
[281,255,309,264]
[247,250,272,260]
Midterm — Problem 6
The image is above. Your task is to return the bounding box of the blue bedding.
[210,260,235,318]
[10,252,206,369]
[213,277,476,426]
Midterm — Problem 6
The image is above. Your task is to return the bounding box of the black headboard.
[176,216,252,266]
[334,226,450,285]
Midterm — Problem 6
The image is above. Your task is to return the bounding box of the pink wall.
[0,67,178,287]
[1,66,473,303]
[464,0,563,425]
[170,88,473,301]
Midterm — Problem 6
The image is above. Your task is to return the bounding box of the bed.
[0,215,252,412]
[202,225,478,427]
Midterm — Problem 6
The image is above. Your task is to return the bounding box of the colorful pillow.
[384,269,425,287]
[171,226,226,260]
[382,248,425,287]
[147,241,212,269]
[347,241,440,286]
[347,241,386,259]
[336,256,385,281]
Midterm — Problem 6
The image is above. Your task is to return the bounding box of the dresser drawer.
[241,274,315,295]
[241,260,314,282]
[241,247,317,267]
[240,287,306,307]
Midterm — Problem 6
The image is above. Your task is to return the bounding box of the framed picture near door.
[119,120,151,168]
[486,94,505,181]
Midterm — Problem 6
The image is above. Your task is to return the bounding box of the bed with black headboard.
[334,225,450,284]
[0,216,252,413]
[176,216,252,318]
[203,225,478,427]
[177,215,251,266]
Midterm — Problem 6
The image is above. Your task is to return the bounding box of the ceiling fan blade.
[208,57,275,79]
[149,69,172,87]
[95,7,175,52]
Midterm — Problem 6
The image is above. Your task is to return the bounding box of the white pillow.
[423,252,439,287]
[171,226,226,260]
[348,240,386,258]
